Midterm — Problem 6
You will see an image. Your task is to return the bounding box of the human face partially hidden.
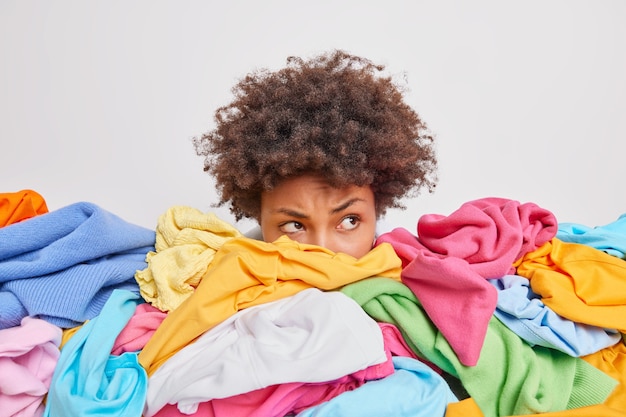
[260,175,377,259]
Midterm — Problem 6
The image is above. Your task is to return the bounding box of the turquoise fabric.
[43,290,147,417]
[557,213,626,258]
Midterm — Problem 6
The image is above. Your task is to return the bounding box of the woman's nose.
[307,230,328,250]
[305,231,346,254]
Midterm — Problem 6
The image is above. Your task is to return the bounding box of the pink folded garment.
[112,303,166,355]
[377,197,557,366]
[0,316,62,417]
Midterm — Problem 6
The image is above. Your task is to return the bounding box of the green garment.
[341,277,617,417]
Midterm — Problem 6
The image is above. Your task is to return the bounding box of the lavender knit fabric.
[0,202,155,329]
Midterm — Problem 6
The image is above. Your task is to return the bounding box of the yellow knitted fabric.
[135,206,242,312]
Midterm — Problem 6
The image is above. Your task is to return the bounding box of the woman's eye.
[279,221,304,234]
[339,216,360,231]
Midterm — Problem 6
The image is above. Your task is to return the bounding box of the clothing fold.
[144,288,388,416]
[0,201,155,329]
[341,277,617,417]
[0,189,48,227]
[376,197,558,366]
[138,235,402,376]
[135,205,242,312]
[43,290,148,417]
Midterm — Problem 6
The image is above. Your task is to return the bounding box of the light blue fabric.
[489,275,620,356]
[295,356,457,417]
[43,289,147,417]
[556,212,626,258]
[0,201,155,329]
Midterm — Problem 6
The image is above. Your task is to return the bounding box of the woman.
[194,49,438,258]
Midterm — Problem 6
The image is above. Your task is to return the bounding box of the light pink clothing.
[377,197,557,366]
[0,317,62,417]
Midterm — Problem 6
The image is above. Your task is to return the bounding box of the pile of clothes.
[1,189,624,417]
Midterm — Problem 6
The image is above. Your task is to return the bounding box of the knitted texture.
[0,202,155,329]
[341,277,617,417]
[135,206,242,312]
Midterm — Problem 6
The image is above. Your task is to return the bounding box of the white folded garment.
[144,287,387,416]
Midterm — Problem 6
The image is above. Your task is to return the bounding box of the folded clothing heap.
[1,190,624,417]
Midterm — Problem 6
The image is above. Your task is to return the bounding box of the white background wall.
[1,0,625,234]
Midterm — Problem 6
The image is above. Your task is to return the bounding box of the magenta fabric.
[376,197,557,366]
[112,303,166,355]
[0,317,62,417]
[152,322,412,417]
[378,320,443,375]
[378,322,418,359]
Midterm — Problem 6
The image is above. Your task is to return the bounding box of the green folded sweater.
[341,277,618,417]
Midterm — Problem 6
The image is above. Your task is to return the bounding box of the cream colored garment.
[135,206,242,312]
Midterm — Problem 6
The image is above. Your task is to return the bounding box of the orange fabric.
[515,238,626,332]
[580,339,626,413]
[138,235,402,376]
[0,189,48,226]
[445,398,484,417]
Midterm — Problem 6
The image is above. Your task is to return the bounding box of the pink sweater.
[376,197,557,366]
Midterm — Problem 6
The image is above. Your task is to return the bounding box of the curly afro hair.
[194,49,438,221]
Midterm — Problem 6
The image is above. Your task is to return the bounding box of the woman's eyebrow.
[272,198,365,218]
[330,198,366,215]
[274,208,309,219]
